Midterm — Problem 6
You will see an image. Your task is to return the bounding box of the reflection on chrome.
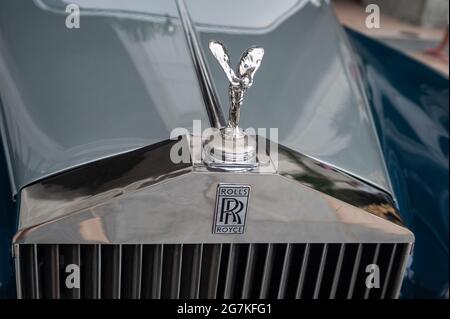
[208,40,264,129]
[202,41,264,170]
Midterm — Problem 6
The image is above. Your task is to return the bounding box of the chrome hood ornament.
[208,40,264,129]
[203,41,264,170]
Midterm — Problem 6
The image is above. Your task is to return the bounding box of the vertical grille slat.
[156,245,164,298]
[161,244,183,299]
[390,244,411,299]
[313,244,328,299]
[346,243,363,299]
[60,244,81,299]
[381,244,397,299]
[334,244,358,298]
[141,244,163,299]
[199,244,222,298]
[14,246,22,299]
[364,244,380,299]
[97,245,102,298]
[300,244,328,298]
[329,244,345,299]
[193,244,203,298]
[121,245,143,299]
[33,245,40,299]
[117,245,123,299]
[352,244,378,298]
[18,245,39,299]
[259,244,274,299]
[176,245,183,298]
[38,244,60,299]
[15,242,411,299]
[101,245,122,299]
[241,244,256,299]
[180,244,203,299]
[223,244,238,299]
[295,243,310,299]
[367,243,394,299]
[80,245,100,299]
[216,244,229,299]
[277,244,293,299]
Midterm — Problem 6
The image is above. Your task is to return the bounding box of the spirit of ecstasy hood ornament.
[208,40,264,130]
[203,41,264,170]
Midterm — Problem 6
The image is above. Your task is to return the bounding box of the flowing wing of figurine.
[208,40,264,88]
[238,46,264,88]
[208,41,240,85]
[208,40,265,129]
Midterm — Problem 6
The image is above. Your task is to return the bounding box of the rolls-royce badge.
[213,184,250,234]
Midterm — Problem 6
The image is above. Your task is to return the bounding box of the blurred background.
[334,0,449,76]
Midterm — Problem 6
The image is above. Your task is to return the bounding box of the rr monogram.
[214,184,250,234]
[220,198,244,225]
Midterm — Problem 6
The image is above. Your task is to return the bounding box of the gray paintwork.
[0,0,209,194]
[0,0,391,195]
[192,0,392,192]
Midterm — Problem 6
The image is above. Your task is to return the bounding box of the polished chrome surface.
[329,244,345,299]
[203,41,263,169]
[313,244,328,299]
[364,244,380,299]
[16,173,411,244]
[13,138,413,300]
[202,129,259,170]
[277,243,293,298]
[259,243,274,298]
[13,245,22,299]
[347,243,362,298]
[392,244,412,298]
[241,244,256,298]
[208,40,264,129]
[13,138,412,244]
[16,242,411,299]
[295,244,310,298]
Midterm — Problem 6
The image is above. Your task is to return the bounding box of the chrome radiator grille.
[15,243,410,299]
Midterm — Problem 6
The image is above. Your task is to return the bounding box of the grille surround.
[12,139,414,300]
[15,243,411,299]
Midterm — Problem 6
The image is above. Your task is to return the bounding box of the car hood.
[0,0,392,196]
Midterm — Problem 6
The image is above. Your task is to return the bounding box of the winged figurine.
[208,41,264,129]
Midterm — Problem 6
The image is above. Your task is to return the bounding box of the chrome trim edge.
[175,0,226,128]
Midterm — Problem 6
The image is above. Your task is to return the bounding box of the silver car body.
[0,0,391,195]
